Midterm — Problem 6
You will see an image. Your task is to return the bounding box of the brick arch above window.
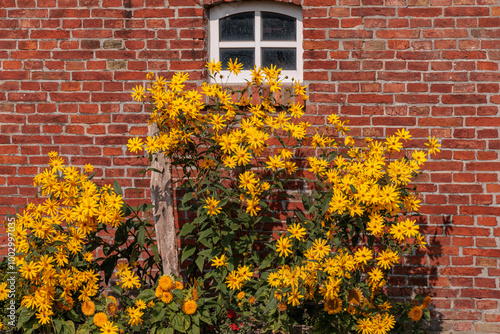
[204,0,302,7]
[208,0,303,83]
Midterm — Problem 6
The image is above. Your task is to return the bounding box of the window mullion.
[255,10,261,68]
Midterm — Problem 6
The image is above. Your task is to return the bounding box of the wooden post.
[149,126,180,276]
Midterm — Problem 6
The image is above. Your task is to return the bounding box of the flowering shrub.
[1,60,440,334]
[126,60,440,333]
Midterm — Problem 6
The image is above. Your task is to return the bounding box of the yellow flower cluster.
[128,60,311,220]
[224,266,253,291]
[4,153,124,325]
[128,60,439,329]
[153,274,198,315]
[116,263,141,290]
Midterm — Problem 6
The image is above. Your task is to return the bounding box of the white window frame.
[209,1,303,83]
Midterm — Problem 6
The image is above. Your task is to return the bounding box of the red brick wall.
[1,0,499,332]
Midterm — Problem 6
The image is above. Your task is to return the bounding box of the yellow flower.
[246,197,261,216]
[266,155,286,171]
[421,296,432,309]
[287,287,303,307]
[227,58,243,75]
[93,312,108,327]
[311,239,331,259]
[100,321,119,334]
[287,223,306,241]
[131,85,145,102]
[425,136,441,155]
[182,300,197,315]
[126,306,144,326]
[206,59,222,75]
[175,281,183,290]
[356,318,374,334]
[395,128,412,141]
[81,300,96,316]
[225,271,243,290]
[249,297,255,304]
[237,291,245,300]
[135,299,147,310]
[120,270,141,290]
[36,310,53,325]
[161,291,173,304]
[376,249,399,270]
[354,247,373,266]
[347,289,362,306]
[0,282,8,301]
[275,235,292,258]
[211,254,227,268]
[127,137,144,153]
[159,275,174,290]
[204,196,221,216]
[408,306,423,322]
[324,297,342,314]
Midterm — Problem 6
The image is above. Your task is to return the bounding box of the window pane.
[220,48,255,70]
[262,48,296,70]
[262,12,296,41]
[220,12,255,41]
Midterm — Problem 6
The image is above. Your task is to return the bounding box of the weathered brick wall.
[1,0,499,332]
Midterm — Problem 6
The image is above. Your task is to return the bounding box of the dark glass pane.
[220,48,255,70]
[220,12,255,41]
[262,12,296,41]
[262,48,296,70]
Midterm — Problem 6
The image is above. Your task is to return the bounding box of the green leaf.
[172,314,191,333]
[168,302,179,312]
[66,310,80,322]
[76,324,91,334]
[100,256,118,284]
[114,224,128,246]
[137,226,146,247]
[195,254,205,272]
[264,297,278,314]
[157,328,171,334]
[17,307,35,329]
[181,192,194,206]
[53,319,64,334]
[45,246,58,253]
[113,180,122,195]
[179,222,196,237]
[301,192,312,211]
[151,244,161,264]
[152,308,167,323]
[62,320,76,334]
[181,244,196,262]
[136,289,155,302]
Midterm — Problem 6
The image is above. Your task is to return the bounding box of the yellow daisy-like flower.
[100,321,119,334]
[275,235,292,258]
[425,136,441,155]
[0,282,8,301]
[131,85,145,102]
[211,254,227,268]
[227,58,243,75]
[127,137,144,153]
[206,59,222,75]
[204,196,221,216]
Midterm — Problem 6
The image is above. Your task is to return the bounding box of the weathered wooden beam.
[149,126,179,276]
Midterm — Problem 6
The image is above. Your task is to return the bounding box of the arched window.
[209,1,303,83]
